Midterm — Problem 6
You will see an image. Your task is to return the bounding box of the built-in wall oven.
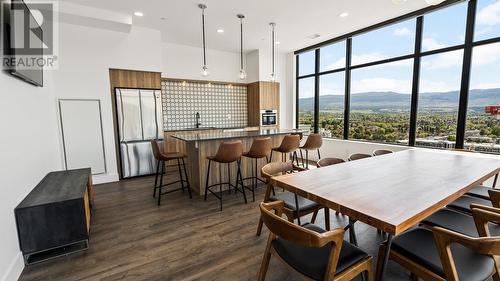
[260,109,277,126]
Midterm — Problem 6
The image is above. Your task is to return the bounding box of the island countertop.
[170,128,300,142]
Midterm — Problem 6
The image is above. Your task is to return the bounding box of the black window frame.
[295,0,500,150]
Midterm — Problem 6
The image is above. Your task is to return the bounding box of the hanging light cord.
[240,18,243,70]
[202,8,207,67]
[271,24,275,76]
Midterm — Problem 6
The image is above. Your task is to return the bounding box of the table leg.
[343,218,358,246]
[375,234,393,281]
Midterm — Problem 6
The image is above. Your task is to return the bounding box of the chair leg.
[237,160,247,204]
[219,162,223,211]
[204,160,211,201]
[157,161,164,206]
[256,217,264,236]
[294,194,301,225]
[305,150,309,169]
[153,160,160,198]
[410,273,419,281]
[227,163,231,194]
[258,235,273,281]
[252,158,257,202]
[494,173,498,188]
[310,210,318,223]
[317,149,321,159]
[324,207,330,230]
[181,158,192,199]
[300,149,304,167]
[176,158,185,192]
[269,151,273,163]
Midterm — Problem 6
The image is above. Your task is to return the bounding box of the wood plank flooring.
[19,169,413,281]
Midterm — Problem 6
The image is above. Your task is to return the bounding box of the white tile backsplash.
[162,81,247,131]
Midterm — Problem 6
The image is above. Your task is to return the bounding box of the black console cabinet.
[15,168,93,265]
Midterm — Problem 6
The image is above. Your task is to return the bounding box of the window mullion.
[456,0,477,149]
[409,16,423,146]
[314,49,320,134]
[344,38,352,140]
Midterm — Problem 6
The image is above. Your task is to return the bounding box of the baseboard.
[92,173,119,185]
[1,252,24,281]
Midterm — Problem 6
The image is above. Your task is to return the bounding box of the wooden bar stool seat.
[242,137,272,202]
[204,141,247,211]
[270,134,301,165]
[299,133,323,169]
[151,140,192,206]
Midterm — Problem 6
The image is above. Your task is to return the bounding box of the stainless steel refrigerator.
[115,88,163,178]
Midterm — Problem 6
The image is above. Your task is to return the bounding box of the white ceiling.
[62,0,434,53]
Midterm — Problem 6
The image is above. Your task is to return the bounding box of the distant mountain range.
[299,88,500,111]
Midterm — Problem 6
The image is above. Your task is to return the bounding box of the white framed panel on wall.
[59,99,107,175]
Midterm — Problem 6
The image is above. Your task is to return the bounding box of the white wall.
[0,72,61,281]
[162,43,244,83]
[52,24,163,184]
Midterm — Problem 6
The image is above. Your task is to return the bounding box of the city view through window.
[297,0,500,153]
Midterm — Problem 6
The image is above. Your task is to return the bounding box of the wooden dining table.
[271,148,500,281]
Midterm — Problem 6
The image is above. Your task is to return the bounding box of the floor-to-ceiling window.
[295,0,500,154]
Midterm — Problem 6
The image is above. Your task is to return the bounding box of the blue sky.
[298,0,500,99]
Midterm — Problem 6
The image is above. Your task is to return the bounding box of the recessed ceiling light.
[307,34,321,39]
[134,11,144,17]
[160,17,166,20]
[392,0,407,4]
[339,12,349,18]
[217,29,224,33]
[275,41,281,45]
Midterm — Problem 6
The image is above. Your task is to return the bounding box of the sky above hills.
[298,0,500,98]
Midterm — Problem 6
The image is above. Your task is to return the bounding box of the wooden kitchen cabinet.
[246,81,280,127]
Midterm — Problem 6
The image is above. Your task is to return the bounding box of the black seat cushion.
[272,223,368,281]
[392,228,494,281]
[422,209,500,237]
[466,185,492,200]
[447,195,492,214]
[270,191,319,212]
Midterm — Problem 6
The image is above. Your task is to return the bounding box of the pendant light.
[425,0,445,5]
[237,14,246,80]
[198,4,209,77]
[269,22,277,82]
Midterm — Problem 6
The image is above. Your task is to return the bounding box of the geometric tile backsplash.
[162,80,248,131]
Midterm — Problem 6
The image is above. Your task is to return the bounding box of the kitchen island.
[165,128,298,195]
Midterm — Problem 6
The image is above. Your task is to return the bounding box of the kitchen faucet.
[195,112,201,128]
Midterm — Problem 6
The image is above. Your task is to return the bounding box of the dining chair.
[422,205,500,238]
[270,134,301,165]
[256,162,329,236]
[466,173,498,200]
[348,153,372,161]
[258,201,372,281]
[451,149,498,201]
[447,189,499,215]
[372,149,392,156]
[299,133,323,169]
[377,205,500,281]
[317,158,345,168]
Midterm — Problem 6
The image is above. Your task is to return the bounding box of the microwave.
[260,110,277,126]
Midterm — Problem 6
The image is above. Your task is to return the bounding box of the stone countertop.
[170,129,300,142]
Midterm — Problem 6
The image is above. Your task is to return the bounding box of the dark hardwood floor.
[19,168,413,281]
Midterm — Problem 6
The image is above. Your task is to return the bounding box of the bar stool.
[299,133,323,169]
[151,140,192,206]
[204,141,247,211]
[269,134,300,164]
[242,137,272,202]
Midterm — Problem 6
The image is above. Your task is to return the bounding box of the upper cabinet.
[247,81,280,127]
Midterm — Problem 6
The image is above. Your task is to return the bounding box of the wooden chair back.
[260,201,344,248]
[431,204,500,281]
[348,153,372,161]
[317,157,345,168]
[372,149,393,156]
